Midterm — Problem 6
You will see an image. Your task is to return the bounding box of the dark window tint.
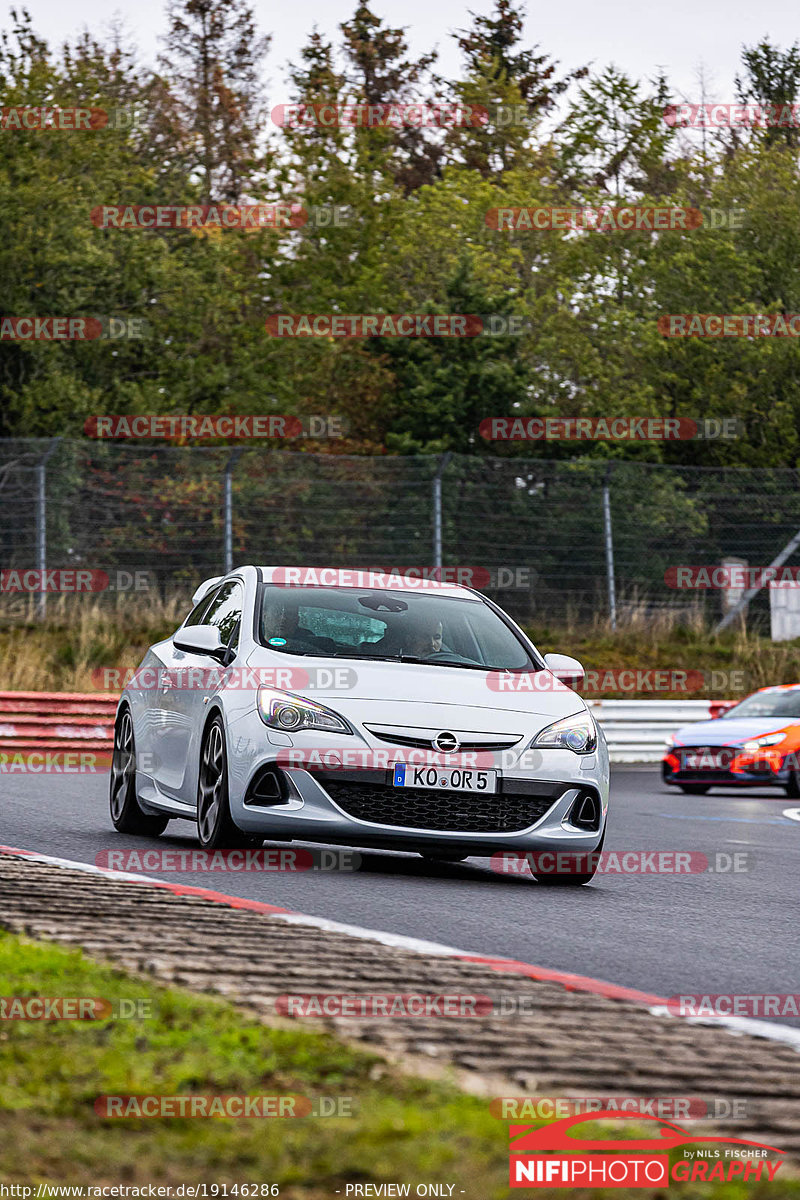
[203,581,244,649]
[183,587,220,628]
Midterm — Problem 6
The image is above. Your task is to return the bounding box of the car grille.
[680,745,738,755]
[320,778,558,833]
[367,730,521,752]
[678,745,739,765]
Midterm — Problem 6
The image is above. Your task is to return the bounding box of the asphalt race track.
[2,766,798,1025]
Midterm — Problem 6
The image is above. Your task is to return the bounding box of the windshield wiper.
[330,650,528,670]
[401,658,531,671]
[330,650,404,660]
[398,655,484,668]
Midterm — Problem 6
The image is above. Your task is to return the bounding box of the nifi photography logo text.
[507,1111,784,1188]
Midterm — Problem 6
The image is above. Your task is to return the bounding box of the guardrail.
[588,699,737,763]
[0,691,117,755]
[0,696,738,768]
[0,691,737,766]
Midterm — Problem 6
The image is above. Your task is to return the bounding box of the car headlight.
[742,732,786,752]
[257,688,349,734]
[531,711,597,755]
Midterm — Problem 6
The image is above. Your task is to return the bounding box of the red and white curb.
[2,842,799,1052]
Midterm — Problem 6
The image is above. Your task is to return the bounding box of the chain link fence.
[1,437,799,627]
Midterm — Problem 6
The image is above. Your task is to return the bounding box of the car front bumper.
[662,749,792,789]
[226,715,609,855]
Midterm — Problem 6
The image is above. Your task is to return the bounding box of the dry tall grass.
[0,593,189,692]
[0,591,798,697]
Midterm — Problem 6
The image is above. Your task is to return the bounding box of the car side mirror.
[174,625,227,661]
[544,653,585,685]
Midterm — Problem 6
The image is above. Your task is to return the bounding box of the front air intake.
[245,765,291,806]
[569,791,601,831]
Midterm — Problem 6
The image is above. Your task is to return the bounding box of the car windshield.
[257,585,536,670]
[721,690,800,719]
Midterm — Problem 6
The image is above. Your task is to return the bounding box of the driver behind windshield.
[403,620,444,658]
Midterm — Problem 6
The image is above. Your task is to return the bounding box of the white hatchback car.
[110,566,609,884]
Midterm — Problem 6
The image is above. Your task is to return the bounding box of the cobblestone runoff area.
[1,851,798,1157]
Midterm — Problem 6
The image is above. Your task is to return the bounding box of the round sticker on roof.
[268,637,288,646]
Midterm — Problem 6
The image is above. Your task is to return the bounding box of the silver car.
[110,566,609,884]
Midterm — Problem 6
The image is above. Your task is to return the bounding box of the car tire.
[679,784,711,795]
[532,830,605,886]
[784,771,800,798]
[109,708,170,836]
[197,715,260,849]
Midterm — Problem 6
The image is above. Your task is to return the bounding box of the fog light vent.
[570,791,601,831]
[245,766,290,806]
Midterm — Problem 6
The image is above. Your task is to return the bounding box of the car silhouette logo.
[509,1110,783,1155]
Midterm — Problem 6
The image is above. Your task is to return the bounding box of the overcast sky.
[14,0,800,106]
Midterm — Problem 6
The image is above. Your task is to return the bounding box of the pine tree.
[159,0,270,203]
[446,0,586,178]
[736,38,800,150]
[339,1,442,193]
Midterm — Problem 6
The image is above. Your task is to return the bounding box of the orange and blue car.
[662,683,800,795]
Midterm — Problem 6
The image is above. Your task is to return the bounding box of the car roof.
[256,566,477,599]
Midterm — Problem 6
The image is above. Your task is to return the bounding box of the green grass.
[0,931,796,1197]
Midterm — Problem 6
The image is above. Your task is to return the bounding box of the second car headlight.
[531,711,597,755]
[742,732,786,752]
[257,688,349,734]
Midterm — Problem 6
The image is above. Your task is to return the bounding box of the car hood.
[672,717,796,746]
[245,649,586,723]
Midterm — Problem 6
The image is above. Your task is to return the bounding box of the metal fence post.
[35,439,61,620]
[602,465,617,631]
[223,450,243,574]
[432,452,453,571]
[714,525,800,634]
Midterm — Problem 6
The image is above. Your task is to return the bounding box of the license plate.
[393,763,498,793]
[685,752,725,769]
